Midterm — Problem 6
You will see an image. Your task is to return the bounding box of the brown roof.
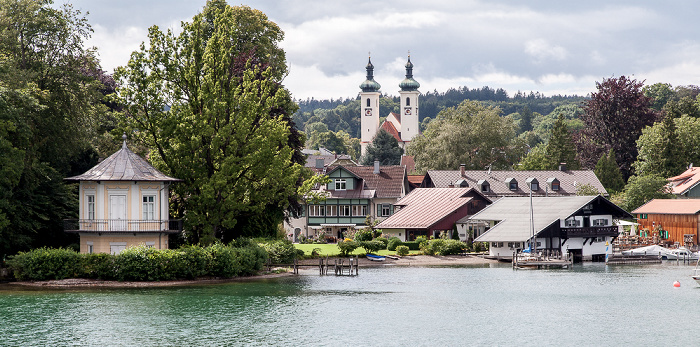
[668,166,700,195]
[376,188,475,229]
[380,120,402,143]
[401,155,416,174]
[423,169,607,197]
[632,199,700,215]
[342,165,406,198]
[65,139,180,182]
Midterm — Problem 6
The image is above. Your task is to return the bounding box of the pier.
[512,251,573,269]
[266,257,359,276]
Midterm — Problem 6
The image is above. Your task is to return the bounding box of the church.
[359,55,421,156]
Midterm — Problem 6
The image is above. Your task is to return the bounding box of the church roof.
[399,55,420,92]
[359,57,381,92]
[380,121,402,143]
[65,136,180,182]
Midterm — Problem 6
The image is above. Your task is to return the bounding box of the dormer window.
[456,179,468,188]
[547,177,560,191]
[335,179,346,190]
[526,178,539,191]
[478,179,490,193]
[505,178,517,191]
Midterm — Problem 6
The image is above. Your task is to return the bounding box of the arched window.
[406,97,410,106]
[366,98,371,107]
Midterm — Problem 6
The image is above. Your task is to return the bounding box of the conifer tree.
[594,149,625,193]
[546,114,580,169]
[361,129,403,165]
[659,115,685,177]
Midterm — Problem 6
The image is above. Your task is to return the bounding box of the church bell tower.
[359,56,381,156]
[398,54,420,144]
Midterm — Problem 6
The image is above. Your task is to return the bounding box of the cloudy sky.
[64,0,700,101]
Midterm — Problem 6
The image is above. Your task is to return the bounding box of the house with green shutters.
[286,161,408,242]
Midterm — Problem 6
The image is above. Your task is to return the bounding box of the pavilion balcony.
[63,219,183,234]
[561,226,617,238]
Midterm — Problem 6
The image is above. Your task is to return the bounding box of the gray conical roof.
[65,135,181,182]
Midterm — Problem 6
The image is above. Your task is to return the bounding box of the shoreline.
[5,255,497,289]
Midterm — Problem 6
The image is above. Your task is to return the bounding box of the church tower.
[359,56,381,156]
[398,54,420,144]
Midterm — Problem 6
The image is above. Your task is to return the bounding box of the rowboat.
[366,254,386,261]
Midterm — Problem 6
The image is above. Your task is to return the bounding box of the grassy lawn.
[294,243,421,257]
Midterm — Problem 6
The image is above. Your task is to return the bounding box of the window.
[145,241,155,249]
[509,182,518,190]
[594,236,606,242]
[508,242,522,249]
[406,97,410,106]
[481,183,489,192]
[87,242,93,254]
[366,98,370,107]
[352,205,368,217]
[87,195,95,220]
[335,179,346,190]
[325,205,337,216]
[381,204,391,216]
[309,205,326,217]
[339,205,351,216]
[551,181,560,191]
[639,214,647,219]
[530,182,539,191]
[592,218,608,226]
[565,218,581,227]
[143,195,155,220]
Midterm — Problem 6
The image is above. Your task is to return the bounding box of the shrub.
[387,237,402,251]
[360,240,384,254]
[374,237,389,249]
[260,240,298,264]
[354,229,373,242]
[402,241,421,251]
[337,240,359,256]
[396,245,409,256]
[82,253,116,280]
[421,239,467,256]
[7,247,83,281]
[178,245,211,279]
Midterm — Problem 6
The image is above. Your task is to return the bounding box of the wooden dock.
[512,251,573,269]
[266,257,359,276]
[605,255,662,265]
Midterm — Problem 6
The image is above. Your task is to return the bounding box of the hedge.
[7,243,268,281]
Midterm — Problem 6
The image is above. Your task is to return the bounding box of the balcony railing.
[64,219,183,234]
[562,226,617,238]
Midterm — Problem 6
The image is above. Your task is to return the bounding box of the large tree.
[594,149,625,193]
[114,1,308,244]
[0,0,106,256]
[633,115,700,178]
[360,129,403,165]
[407,100,526,172]
[516,114,579,170]
[576,76,659,179]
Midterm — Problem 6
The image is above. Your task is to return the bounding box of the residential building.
[472,195,633,262]
[420,164,608,198]
[286,161,408,241]
[632,199,700,248]
[667,166,700,198]
[376,187,491,241]
[64,135,182,254]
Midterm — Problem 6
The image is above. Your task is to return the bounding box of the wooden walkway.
[266,257,359,276]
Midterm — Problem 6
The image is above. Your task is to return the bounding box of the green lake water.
[1,262,699,346]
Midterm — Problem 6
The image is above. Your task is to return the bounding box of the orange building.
[632,199,700,248]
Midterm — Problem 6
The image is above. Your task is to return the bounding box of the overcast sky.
[63,0,700,101]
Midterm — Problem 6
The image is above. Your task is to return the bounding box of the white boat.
[621,245,672,257]
[366,254,385,262]
[663,247,699,261]
[692,259,700,285]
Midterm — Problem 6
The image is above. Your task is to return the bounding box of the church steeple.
[398,53,420,144]
[359,56,381,92]
[399,54,420,92]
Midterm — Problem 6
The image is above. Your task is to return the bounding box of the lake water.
[1,262,699,346]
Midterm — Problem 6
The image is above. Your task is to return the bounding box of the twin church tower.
[359,55,421,156]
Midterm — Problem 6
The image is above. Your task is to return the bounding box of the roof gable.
[344,165,406,198]
[380,121,402,143]
[633,199,700,214]
[377,188,477,229]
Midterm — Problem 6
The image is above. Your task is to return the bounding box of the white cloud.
[524,39,569,63]
[87,24,148,73]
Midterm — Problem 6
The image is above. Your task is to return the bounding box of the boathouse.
[64,135,182,254]
[632,199,700,248]
[472,195,633,262]
[376,187,491,241]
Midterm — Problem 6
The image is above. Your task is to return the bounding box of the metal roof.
[65,138,180,182]
[376,188,476,229]
[424,169,608,197]
[632,199,700,215]
[472,195,630,242]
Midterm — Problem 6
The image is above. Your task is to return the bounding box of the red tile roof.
[344,165,406,198]
[380,121,402,143]
[389,111,401,124]
[668,166,700,195]
[401,155,416,174]
[632,199,700,215]
[376,188,475,229]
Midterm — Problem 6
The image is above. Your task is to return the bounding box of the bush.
[396,245,409,256]
[354,229,373,242]
[387,237,402,251]
[82,253,116,280]
[360,240,384,254]
[421,239,467,255]
[7,247,83,281]
[402,241,421,251]
[337,240,359,256]
[260,240,299,264]
[374,237,389,249]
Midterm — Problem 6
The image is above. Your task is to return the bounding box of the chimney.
[460,164,466,177]
[559,163,567,171]
[448,182,455,188]
[373,160,380,174]
[315,158,325,169]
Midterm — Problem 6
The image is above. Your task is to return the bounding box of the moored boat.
[664,247,699,261]
[366,254,386,261]
[692,259,700,285]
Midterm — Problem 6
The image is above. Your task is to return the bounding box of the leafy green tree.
[634,115,700,178]
[517,144,550,170]
[546,114,580,169]
[576,76,659,179]
[621,175,673,212]
[0,0,106,255]
[594,149,625,193]
[114,2,308,244]
[519,106,533,133]
[361,129,403,165]
[643,83,674,111]
[575,183,600,196]
[408,100,526,172]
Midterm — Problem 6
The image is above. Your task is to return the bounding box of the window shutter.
[377,204,381,217]
[389,205,394,215]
